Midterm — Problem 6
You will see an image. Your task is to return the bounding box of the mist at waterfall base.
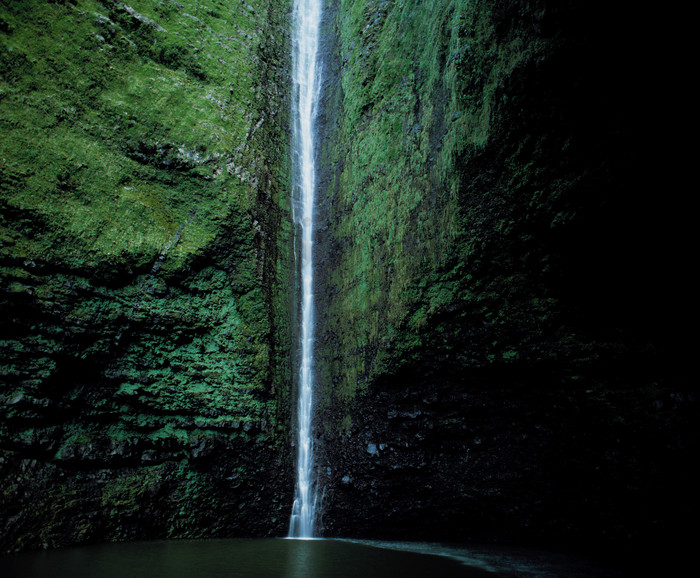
[0,538,623,577]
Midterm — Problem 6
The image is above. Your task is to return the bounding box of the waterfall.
[288,0,322,539]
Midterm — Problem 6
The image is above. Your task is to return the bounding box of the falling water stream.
[288,0,322,539]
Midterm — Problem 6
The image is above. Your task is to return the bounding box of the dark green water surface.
[1,538,626,577]
[0,538,497,578]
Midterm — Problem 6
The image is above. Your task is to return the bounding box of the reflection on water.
[285,538,313,578]
[0,538,621,578]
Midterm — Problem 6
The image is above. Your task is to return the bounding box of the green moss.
[0,0,275,273]
[1,0,294,552]
[316,0,595,424]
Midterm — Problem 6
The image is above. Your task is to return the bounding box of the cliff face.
[314,0,695,558]
[1,0,696,562]
[1,0,293,551]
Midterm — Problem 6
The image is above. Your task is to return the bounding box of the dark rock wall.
[1,0,294,552]
[314,0,696,562]
[1,0,696,563]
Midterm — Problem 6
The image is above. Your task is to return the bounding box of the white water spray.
[288,0,322,539]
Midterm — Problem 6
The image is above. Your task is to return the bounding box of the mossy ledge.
[1,0,293,552]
